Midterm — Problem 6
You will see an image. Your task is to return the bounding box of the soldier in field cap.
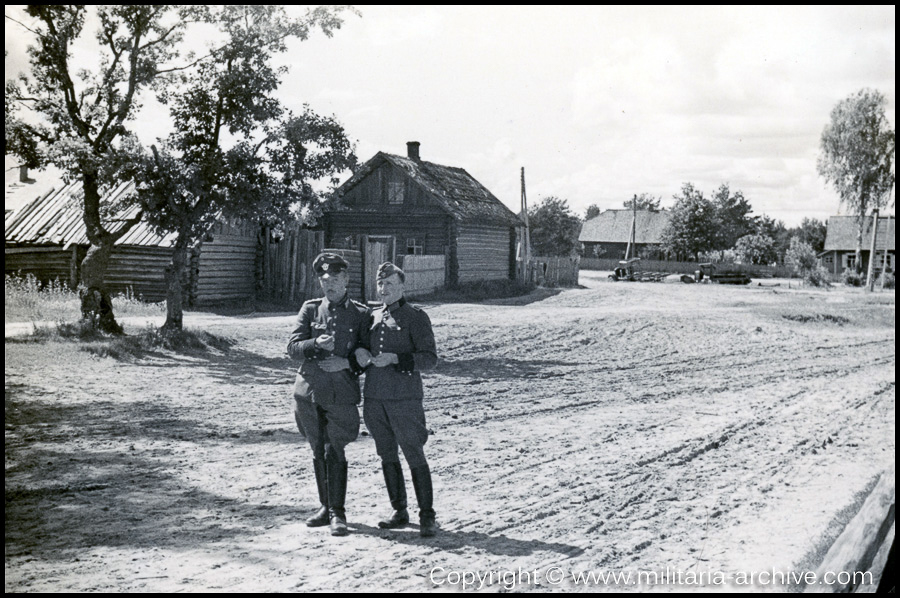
[353,261,439,537]
[287,252,369,536]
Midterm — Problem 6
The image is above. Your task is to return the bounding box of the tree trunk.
[855,214,865,274]
[163,238,190,331]
[77,170,142,335]
[79,242,123,334]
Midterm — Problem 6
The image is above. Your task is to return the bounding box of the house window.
[824,255,834,265]
[388,181,404,204]
[407,237,423,255]
[844,254,856,270]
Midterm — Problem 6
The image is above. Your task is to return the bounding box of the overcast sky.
[5,6,896,226]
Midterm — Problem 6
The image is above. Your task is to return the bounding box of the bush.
[876,271,895,289]
[841,268,865,287]
[803,266,832,288]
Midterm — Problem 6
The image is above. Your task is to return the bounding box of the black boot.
[327,459,349,536]
[305,458,329,527]
[410,463,437,537]
[378,461,410,529]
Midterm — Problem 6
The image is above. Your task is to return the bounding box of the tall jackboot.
[305,459,329,527]
[327,459,349,536]
[378,461,410,529]
[410,463,437,537]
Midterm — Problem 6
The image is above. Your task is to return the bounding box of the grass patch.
[418,279,537,303]
[9,319,234,361]
[782,313,850,326]
[80,326,236,360]
[5,273,165,323]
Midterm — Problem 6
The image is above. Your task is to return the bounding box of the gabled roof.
[336,152,522,227]
[823,215,895,252]
[4,180,177,248]
[579,209,671,244]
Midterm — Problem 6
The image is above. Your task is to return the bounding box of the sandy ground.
[5,272,895,592]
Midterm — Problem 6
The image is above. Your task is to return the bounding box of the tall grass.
[5,273,165,323]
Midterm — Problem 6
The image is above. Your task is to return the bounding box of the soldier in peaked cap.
[287,252,369,537]
[353,261,439,537]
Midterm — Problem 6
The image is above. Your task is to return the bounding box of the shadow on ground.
[348,522,584,558]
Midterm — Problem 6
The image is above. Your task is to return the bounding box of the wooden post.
[866,209,879,292]
[880,216,892,291]
[521,167,530,282]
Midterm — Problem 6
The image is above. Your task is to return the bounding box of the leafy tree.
[660,183,719,261]
[585,204,601,220]
[734,233,776,265]
[817,89,895,273]
[5,6,199,332]
[623,193,661,212]
[792,217,827,254]
[785,237,830,287]
[126,6,356,330]
[712,184,754,250]
[754,215,790,263]
[528,196,582,257]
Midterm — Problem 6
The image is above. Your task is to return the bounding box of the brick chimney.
[407,141,421,161]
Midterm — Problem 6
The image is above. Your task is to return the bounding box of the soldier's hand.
[371,352,399,367]
[314,334,335,351]
[319,356,349,372]
[355,348,373,367]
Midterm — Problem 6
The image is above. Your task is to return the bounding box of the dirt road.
[5,274,895,591]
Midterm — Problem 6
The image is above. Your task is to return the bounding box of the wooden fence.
[258,226,324,305]
[580,257,796,278]
[398,255,445,297]
[532,256,580,287]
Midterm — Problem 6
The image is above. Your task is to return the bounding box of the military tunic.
[361,297,437,468]
[288,294,369,462]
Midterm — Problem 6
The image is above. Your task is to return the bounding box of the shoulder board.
[301,298,324,308]
[350,299,368,310]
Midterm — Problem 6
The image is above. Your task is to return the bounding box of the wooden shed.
[324,142,522,296]
[4,180,258,305]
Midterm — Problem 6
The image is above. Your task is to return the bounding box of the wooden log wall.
[106,246,172,301]
[5,244,174,301]
[5,246,75,288]
[456,224,513,282]
[195,220,258,305]
[325,213,449,256]
[399,255,445,297]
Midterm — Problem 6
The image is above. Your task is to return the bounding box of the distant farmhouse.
[324,142,523,288]
[5,169,258,305]
[579,209,671,259]
[820,214,895,275]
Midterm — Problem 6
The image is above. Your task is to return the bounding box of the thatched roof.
[4,180,176,248]
[823,215,895,252]
[578,209,671,244]
[336,152,522,227]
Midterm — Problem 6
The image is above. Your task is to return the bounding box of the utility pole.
[521,167,531,282]
[880,215,892,291]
